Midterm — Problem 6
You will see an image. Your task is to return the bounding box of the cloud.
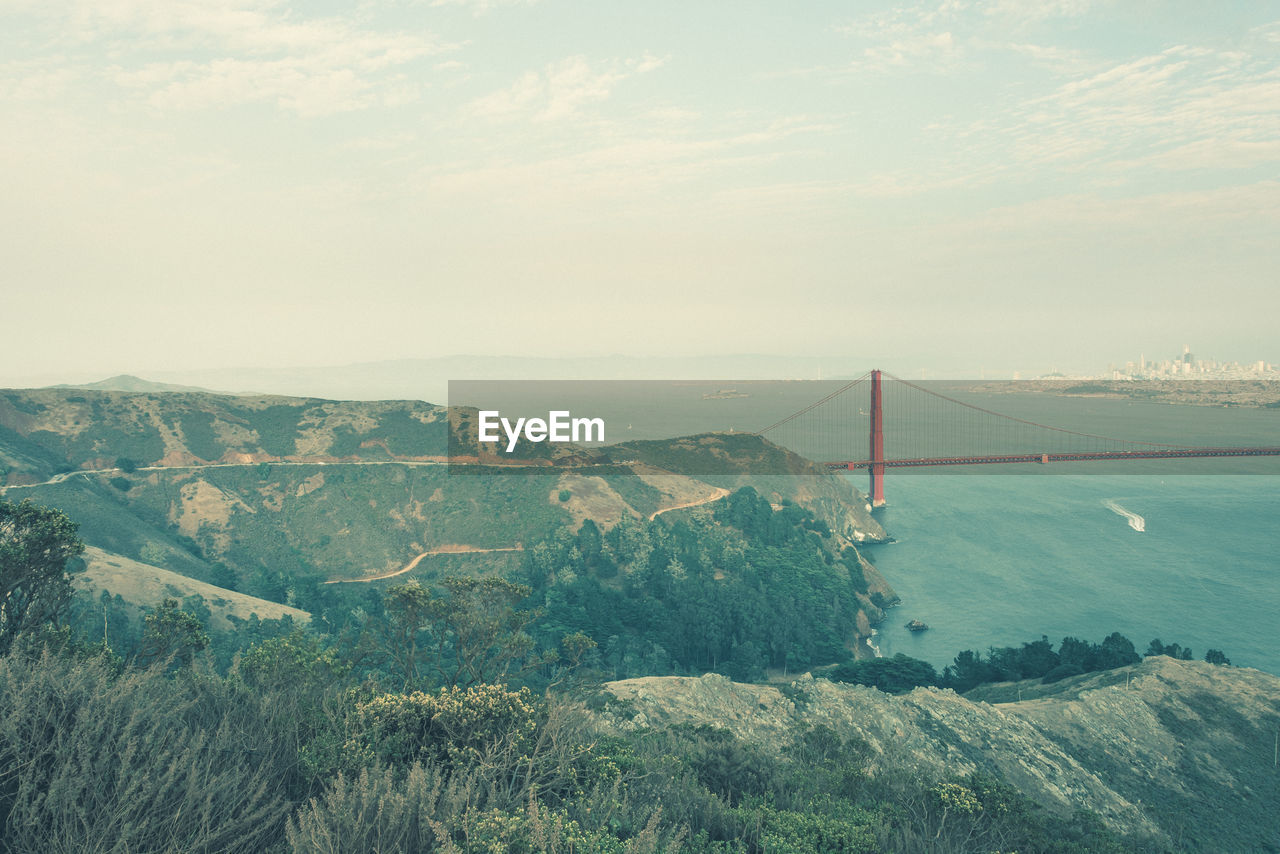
[948,181,1280,241]
[866,35,1280,190]
[0,60,80,102]
[427,0,537,14]
[1002,45,1280,173]
[836,2,983,74]
[12,0,448,116]
[1253,20,1280,45]
[836,0,1119,73]
[421,114,835,216]
[1003,41,1095,73]
[862,30,957,68]
[980,0,1105,25]
[466,53,667,122]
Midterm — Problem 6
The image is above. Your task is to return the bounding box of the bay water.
[860,473,1280,676]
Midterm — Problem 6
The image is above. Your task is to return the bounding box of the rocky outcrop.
[602,658,1280,851]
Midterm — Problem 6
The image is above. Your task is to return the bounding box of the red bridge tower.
[869,369,885,507]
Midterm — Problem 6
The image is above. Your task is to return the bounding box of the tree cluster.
[520,488,871,681]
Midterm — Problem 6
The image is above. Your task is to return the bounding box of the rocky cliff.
[602,657,1280,851]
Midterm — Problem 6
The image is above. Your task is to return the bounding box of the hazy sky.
[3,0,1278,383]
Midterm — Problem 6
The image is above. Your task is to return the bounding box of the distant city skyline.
[1097,344,1275,381]
[3,2,1279,388]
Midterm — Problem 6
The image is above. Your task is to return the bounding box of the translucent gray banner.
[446,378,1280,476]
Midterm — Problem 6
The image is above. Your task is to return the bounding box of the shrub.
[0,650,288,853]
[1041,662,1085,684]
[310,685,603,812]
[830,654,938,694]
[288,762,661,854]
[287,762,455,854]
[347,684,543,772]
[1204,649,1231,666]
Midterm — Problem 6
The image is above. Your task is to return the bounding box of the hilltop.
[30,354,845,402]
[50,374,221,395]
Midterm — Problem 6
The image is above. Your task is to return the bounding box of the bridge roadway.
[827,446,1280,470]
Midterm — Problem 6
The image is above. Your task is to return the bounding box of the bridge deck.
[827,447,1280,470]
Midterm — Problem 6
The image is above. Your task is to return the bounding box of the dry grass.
[75,546,309,631]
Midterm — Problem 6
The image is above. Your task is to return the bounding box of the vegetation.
[1204,648,1231,665]
[0,498,1166,852]
[0,389,450,484]
[137,597,212,667]
[825,632,1235,697]
[829,654,939,694]
[376,576,539,689]
[0,636,1137,854]
[941,632,1145,691]
[520,487,872,680]
[0,499,85,654]
[1146,638,1193,661]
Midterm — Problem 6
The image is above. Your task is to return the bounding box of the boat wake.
[1104,500,1145,532]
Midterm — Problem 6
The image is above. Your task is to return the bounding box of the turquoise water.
[860,474,1280,676]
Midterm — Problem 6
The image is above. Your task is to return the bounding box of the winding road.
[323,544,525,585]
[3,460,726,585]
[648,487,730,520]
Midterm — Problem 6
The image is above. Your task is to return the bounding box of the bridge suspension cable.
[752,369,1280,504]
[756,372,870,436]
[881,372,1190,450]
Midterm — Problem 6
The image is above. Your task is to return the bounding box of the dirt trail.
[323,544,524,584]
[648,487,730,520]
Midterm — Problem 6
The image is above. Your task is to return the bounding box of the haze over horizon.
[4,1,1279,387]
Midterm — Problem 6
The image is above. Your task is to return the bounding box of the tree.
[831,654,938,694]
[381,576,540,689]
[1204,648,1231,666]
[943,649,997,692]
[0,499,85,654]
[428,576,539,687]
[383,579,434,687]
[1096,631,1140,669]
[1057,636,1097,671]
[137,598,210,666]
[1146,639,1192,660]
[239,629,349,786]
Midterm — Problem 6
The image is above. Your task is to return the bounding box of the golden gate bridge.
[757,370,1280,506]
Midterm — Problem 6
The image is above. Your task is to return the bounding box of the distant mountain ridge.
[108,354,866,402]
[50,374,222,394]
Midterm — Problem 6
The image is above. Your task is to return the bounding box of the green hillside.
[0,387,893,667]
[0,388,451,484]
